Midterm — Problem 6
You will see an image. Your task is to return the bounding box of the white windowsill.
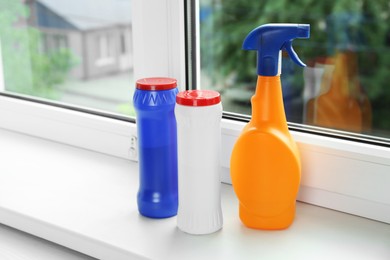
[0,224,94,260]
[0,128,389,260]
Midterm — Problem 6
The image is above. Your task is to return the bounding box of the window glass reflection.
[199,0,390,139]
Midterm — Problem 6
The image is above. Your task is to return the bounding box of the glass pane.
[0,0,135,117]
[199,0,390,140]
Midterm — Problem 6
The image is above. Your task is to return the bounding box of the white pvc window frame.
[0,0,388,224]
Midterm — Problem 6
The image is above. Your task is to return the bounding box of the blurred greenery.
[200,0,390,136]
[0,0,77,99]
[117,103,136,117]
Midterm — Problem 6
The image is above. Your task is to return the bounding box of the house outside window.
[95,33,115,67]
[1,0,135,116]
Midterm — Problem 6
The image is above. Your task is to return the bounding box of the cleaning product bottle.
[133,77,178,218]
[175,90,223,235]
[230,24,310,230]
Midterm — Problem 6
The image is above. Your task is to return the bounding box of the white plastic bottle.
[175,90,223,235]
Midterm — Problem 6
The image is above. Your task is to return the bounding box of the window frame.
[0,0,388,224]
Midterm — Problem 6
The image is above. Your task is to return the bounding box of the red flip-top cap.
[136,77,177,91]
[176,90,221,106]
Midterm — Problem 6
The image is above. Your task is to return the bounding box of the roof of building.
[37,0,131,30]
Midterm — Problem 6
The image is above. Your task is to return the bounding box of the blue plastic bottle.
[133,77,178,218]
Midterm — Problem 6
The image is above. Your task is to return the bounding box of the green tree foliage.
[28,30,76,98]
[0,0,77,99]
[200,0,390,133]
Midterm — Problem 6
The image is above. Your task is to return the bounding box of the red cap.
[136,77,177,91]
[176,90,221,106]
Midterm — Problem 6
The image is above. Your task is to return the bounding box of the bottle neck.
[250,75,288,129]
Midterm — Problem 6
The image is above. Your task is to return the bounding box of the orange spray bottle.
[230,24,310,230]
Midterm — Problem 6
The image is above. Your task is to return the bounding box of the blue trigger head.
[297,24,310,38]
[243,24,310,76]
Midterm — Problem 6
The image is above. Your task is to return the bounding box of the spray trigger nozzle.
[243,23,310,76]
[283,40,306,67]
